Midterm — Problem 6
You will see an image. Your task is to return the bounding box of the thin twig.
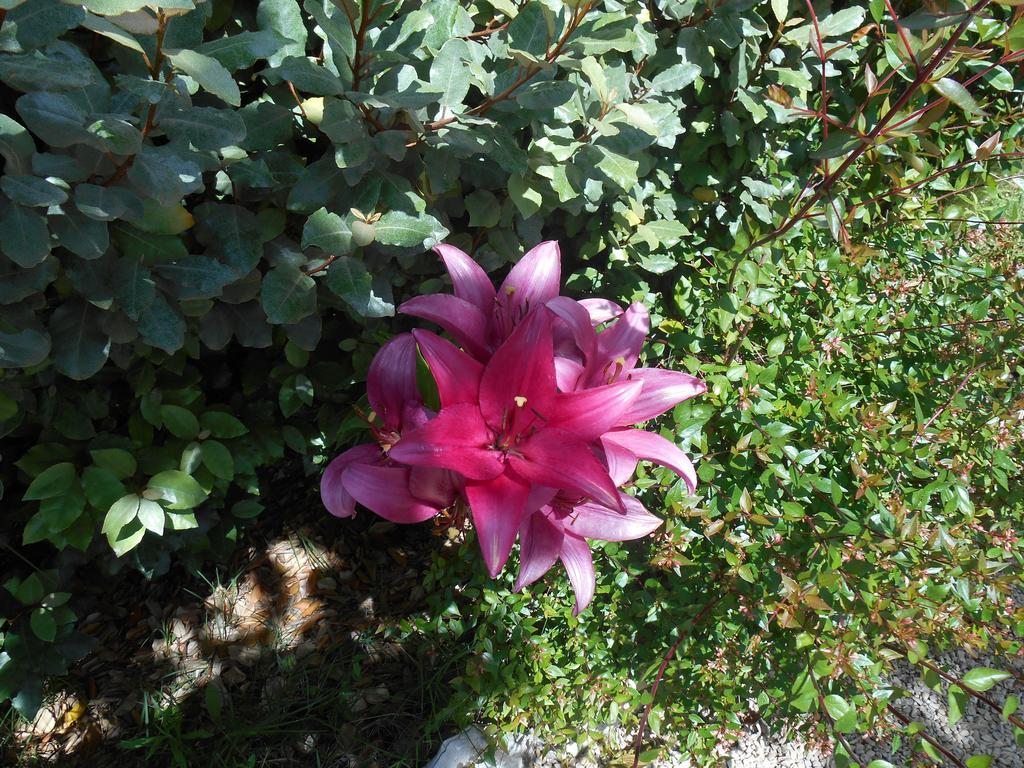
[842,317,1008,341]
[286,81,309,121]
[914,361,985,446]
[631,580,730,768]
[727,0,992,290]
[422,1,594,134]
[889,706,967,767]
[897,651,1024,730]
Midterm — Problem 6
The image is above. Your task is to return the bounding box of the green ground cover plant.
[1,0,1023,764]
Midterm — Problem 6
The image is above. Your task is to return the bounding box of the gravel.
[427,650,1024,768]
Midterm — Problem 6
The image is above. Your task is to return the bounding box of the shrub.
[1,0,1022,764]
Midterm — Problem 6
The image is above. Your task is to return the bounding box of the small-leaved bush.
[1,0,1022,764]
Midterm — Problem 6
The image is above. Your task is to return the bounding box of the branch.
[422,2,594,135]
[888,705,967,767]
[103,10,168,187]
[807,660,861,762]
[727,0,993,289]
[898,651,1024,731]
[631,579,730,768]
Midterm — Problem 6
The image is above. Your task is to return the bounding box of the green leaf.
[0,328,51,369]
[51,211,109,260]
[1,175,67,207]
[30,608,56,642]
[0,0,85,51]
[23,462,75,501]
[102,494,140,536]
[0,114,34,174]
[275,55,346,96]
[966,757,993,768]
[650,62,701,93]
[87,116,142,155]
[138,292,186,354]
[507,1,549,56]
[1002,694,1019,721]
[14,91,88,147]
[11,573,44,605]
[49,299,110,380]
[155,256,237,300]
[113,257,156,321]
[231,499,264,519]
[167,49,241,106]
[126,146,203,207]
[430,39,471,108]
[771,0,788,23]
[200,440,235,480]
[80,12,145,54]
[137,498,165,535]
[82,466,126,511]
[375,211,449,248]
[301,208,352,254]
[108,518,145,556]
[325,256,395,318]
[197,30,288,71]
[33,488,86,536]
[261,265,317,324]
[823,694,857,733]
[948,683,967,726]
[159,106,246,151]
[962,667,1011,692]
[160,405,200,440]
[147,470,207,510]
[518,80,575,109]
[596,150,639,190]
[933,77,985,116]
[257,0,307,66]
[0,204,50,267]
[200,411,248,438]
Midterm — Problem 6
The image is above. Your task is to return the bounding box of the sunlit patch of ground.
[8,489,454,768]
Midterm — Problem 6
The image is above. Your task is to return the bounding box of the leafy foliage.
[1,0,1023,764]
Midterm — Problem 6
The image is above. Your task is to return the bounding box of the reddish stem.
[727,0,992,289]
[631,583,729,768]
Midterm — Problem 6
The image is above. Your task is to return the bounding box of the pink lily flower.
[515,491,664,615]
[389,307,643,577]
[399,241,562,360]
[322,238,708,615]
[320,334,458,523]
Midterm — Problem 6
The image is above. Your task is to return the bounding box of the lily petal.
[321,443,382,518]
[559,532,595,616]
[408,466,458,508]
[399,294,490,360]
[478,306,556,431]
[496,241,560,336]
[620,368,707,424]
[343,463,441,523]
[511,427,622,510]
[435,243,496,312]
[389,404,504,480]
[367,334,419,431]
[578,298,623,326]
[546,296,597,363]
[602,428,698,493]
[413,329,484,407]
[514,510,564,592]
[554,357,584,391]
[547,380,643,440]
[465,472,531,577]
[585,302,650,386]
[568,493,663,541]
[602,438,639,486]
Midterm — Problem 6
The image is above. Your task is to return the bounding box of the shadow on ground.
[8,458,463,768]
